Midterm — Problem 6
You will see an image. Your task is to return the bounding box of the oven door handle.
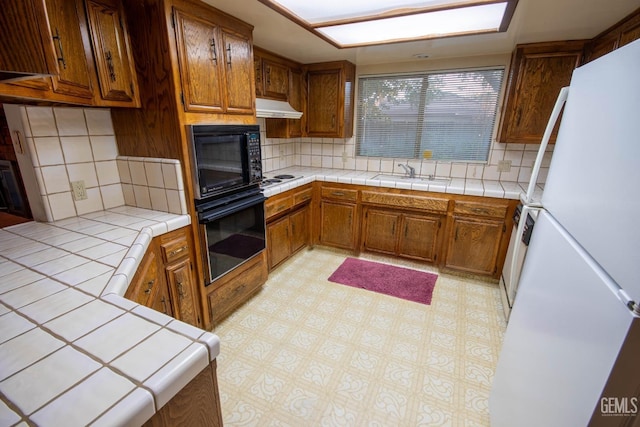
[198,193,265,224]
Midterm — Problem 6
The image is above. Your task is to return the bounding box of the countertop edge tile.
[144,343,209,410]
[90,388,156,427]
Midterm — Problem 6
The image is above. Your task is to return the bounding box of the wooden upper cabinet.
[44,0,94,100]
[306,61,355,138]
[0,0,53,79]
[220,28,254,114]
[498,41,585,144]
[585,7,640,63]
[85,0,139,106]
[172,6,254,115]
[0,0,139,106]
[262,59,288,100]
[173,8,225,113]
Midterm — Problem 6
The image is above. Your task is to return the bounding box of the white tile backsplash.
[54,108,88,136]
[60,136,94,163]
[5,106,189,221]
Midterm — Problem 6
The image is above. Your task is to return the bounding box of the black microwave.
[188,124,263,200]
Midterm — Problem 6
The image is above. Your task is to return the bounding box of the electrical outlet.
[497,160,512,172]
[71,180,87,201]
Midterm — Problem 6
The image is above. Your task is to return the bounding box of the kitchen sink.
[371,174,451,185]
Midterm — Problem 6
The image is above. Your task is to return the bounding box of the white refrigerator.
[490,39,640,426]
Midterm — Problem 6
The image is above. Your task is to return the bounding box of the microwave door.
[196,134,244,196]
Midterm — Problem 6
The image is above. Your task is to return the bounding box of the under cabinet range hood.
[255,98,303,119]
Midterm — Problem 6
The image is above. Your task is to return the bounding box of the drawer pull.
[161,296,168,314]
[169,246,187,257]
[277,204,287,211]
[234,284,246,294]
[472,208,490,215]
[331,191,345,196]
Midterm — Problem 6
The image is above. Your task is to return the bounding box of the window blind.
[356,68,504,162]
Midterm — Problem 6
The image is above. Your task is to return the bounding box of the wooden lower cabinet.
[125,226,202,328]
[362,207,443,263]
[267,215,291,269]
[207,252,267,325]
[320,201,357,250]
[444,216,505,276]
[143,359,223,427]
[165,257,199,326]
[265,185,313,271]
[399,214,442,262]
[266,203,310,270]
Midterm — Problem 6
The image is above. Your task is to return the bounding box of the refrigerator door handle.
[525,86,570,204]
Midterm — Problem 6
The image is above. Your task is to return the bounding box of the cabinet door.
[166,258,200,327]
[220,28,254,114]
[125,247,160,306]
[320,201,357,250]
[149,278,173,317]
[498,43,583,144]
[85,0,138,105]
[173,8,224,113]
[263,59,288,100]
[267,216,291,270]
[445,216,504,276]
[307,69,340,136]
[363,209,398,255]
[289,204,310,253]
[44,0,94,100]
[399,214,442,262]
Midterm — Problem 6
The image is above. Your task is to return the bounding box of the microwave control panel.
[247,132,262,183]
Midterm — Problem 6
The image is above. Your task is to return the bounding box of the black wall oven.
[190,125,266,285]
[188,124,263,199]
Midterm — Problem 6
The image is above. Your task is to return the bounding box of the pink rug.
[328,258,437,305]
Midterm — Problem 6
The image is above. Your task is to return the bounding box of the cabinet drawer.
[265,195,293,219]
[361,191,448,213]
[208,255,267,323]
[321,187,358,202]
[454,201,508,218]
[160,234,190,264]
[293,188,313,206]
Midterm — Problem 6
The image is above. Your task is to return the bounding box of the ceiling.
[201,0,639,65]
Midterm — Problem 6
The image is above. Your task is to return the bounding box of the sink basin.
[371,174,451,185]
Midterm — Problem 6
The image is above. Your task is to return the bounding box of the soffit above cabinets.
[201,0,640,65]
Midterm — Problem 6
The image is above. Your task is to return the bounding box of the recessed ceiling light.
[258,0,519,48]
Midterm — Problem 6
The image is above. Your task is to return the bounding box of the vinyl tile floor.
[212,247,507,426]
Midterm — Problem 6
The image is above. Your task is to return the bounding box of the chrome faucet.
[398,162,416,178]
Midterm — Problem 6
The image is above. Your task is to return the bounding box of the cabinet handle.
[455,226,458,241]
[266,67,271,85]
[331,191,345,196]
[226,44,232,67]
[210,38,218,63]
[161,296,168,314]
[332,114,336,129]
[144,279,155,294]
[391,221,396,235]
[177,281,185,299]
[105,51,116,82]
[516,108,522,126]
[169,246,187,257]
[52,27,67,69]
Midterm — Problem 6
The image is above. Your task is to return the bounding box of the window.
[356,68,504,162]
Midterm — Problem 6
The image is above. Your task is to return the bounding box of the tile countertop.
[0,206,220,426]
[261,166,544,201]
